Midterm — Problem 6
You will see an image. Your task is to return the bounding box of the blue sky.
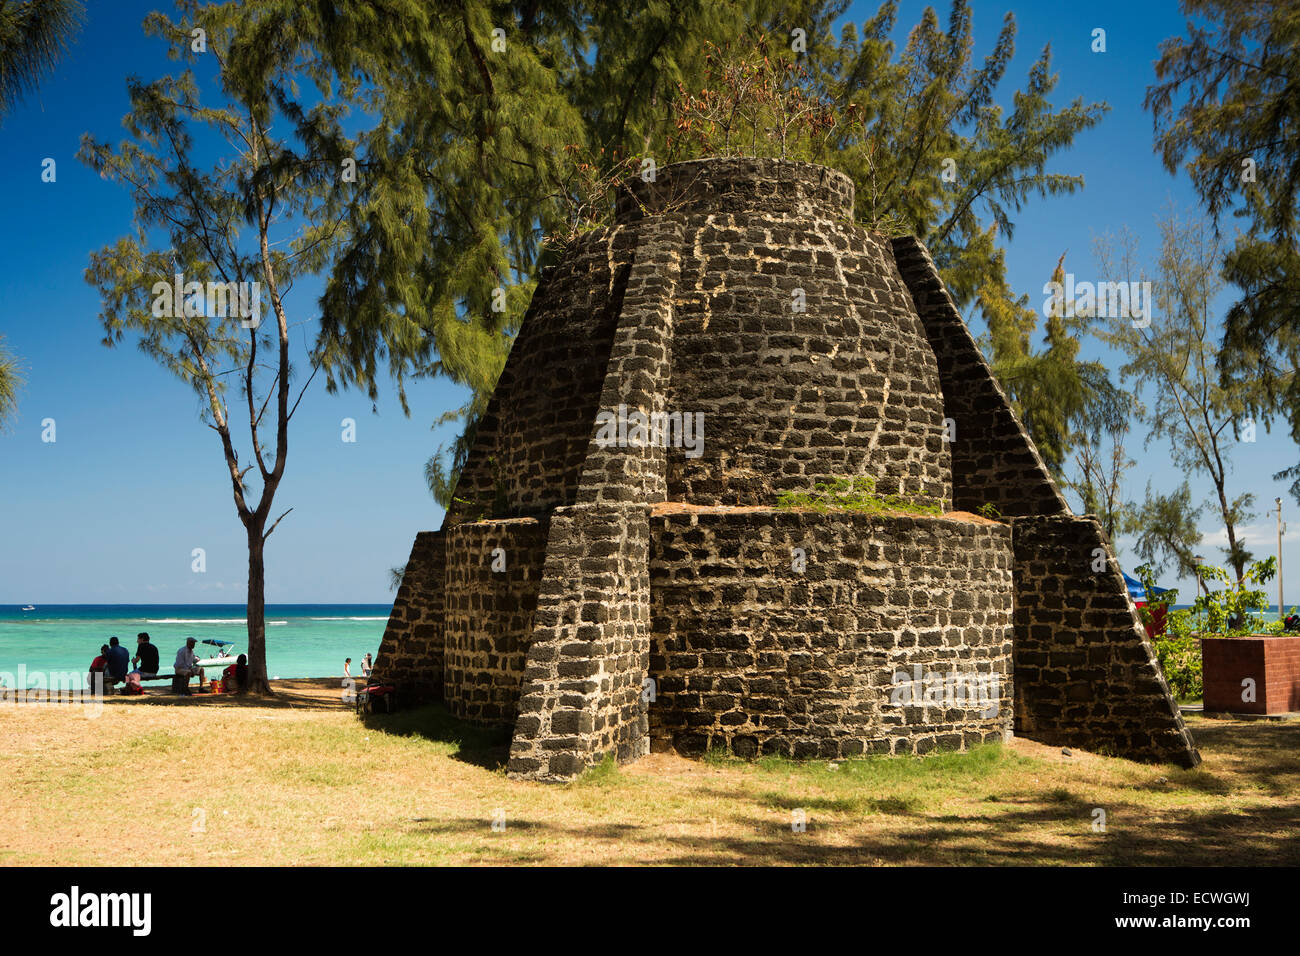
[0,0,1295,607]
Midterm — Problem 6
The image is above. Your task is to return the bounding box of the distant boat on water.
[20,606,35,612]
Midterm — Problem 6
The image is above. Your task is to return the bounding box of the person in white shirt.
[174,637,205,692]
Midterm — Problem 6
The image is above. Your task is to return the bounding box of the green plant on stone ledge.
[776,476,941,517]
[663,35,858,165]
[976,502,1002,520]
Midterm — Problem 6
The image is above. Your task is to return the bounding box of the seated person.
[221,654,249,694]
[88,644,109,692]
[132,632,160,678]
[106,636,130,686]
[173,637,205,692]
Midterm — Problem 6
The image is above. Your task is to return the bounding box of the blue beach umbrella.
[1122,572,1168,601]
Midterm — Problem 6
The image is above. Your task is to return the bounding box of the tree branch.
[263,507,293,542]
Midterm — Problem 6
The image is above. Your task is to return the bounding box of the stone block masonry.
[650,508,1013,759]
[661,166,953,510]
[442,518,548,724]
[891,235,1068,518]
[377,157,1200,780]
[509,214,683,780]
[447,224,639,525]
[507,504,653,780]
[372,531,446,700]
[1010,515,1200,767]
[576,216,683,506]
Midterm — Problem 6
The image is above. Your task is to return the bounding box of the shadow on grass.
[1183,717,1300,798]
[757,791,922,816]
[392,793,1300,866]
[125,694,345,712]
[496,724,1300,864]
[366,715,1300,864]
[95,678,352,712]
[360,703,512,771]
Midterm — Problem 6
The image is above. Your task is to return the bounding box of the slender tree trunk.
[245,526,272,694]
[1213,475,1246,588]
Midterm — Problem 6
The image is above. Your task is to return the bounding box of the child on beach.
[88,644,109,692]
[221,654,248,694]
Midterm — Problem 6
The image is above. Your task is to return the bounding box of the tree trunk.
[245,527,273,695]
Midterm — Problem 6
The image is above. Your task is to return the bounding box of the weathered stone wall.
[618,157,856,223]
[442,518,548,724]
[447,225,638,524]
[372,531,446,699]
[508,215,683,780]
[891,236,1068,517]
[649,508,1014,758]
[506,503,653,780]
[640,161,951,509]
[1010,515,1200,766]
[576,217,683,506]
[889,236,1197,768]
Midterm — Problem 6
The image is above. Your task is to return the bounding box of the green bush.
[1153,629,1202,700]
[1191,556,1276,635]
[1134,565,1199,699]
[1135,558,1288,702]
[776,476,941,517]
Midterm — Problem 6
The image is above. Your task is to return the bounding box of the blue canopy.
[1123,572,1169,601]
[201,639,234,647]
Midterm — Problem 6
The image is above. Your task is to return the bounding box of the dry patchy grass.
[1,679,1296,866]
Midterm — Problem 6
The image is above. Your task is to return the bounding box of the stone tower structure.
[374,158,1200,781]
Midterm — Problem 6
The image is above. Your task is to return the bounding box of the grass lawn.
[1,679,1296,866]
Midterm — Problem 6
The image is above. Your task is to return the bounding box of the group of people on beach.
[343,654,373,684]
[84,635,377,696]
[87,632,248,695]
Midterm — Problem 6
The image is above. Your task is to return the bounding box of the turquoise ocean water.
[0,604,390,683]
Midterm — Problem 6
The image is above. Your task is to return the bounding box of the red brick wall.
[1203,636,1300,714]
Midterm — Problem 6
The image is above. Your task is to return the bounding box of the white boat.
[195,638,238,668]
[20,605,35,612]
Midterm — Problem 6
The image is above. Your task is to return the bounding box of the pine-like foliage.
[1147,0,1300,500]
[0,0,82,120]
[1094,213,1264,585]
[806,1,1106,308]
[322,1,1108,506]
[0,334,22,430]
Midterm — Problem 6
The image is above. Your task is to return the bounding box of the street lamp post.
[1278,498,1286,622]
[1193,554,1206,632]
